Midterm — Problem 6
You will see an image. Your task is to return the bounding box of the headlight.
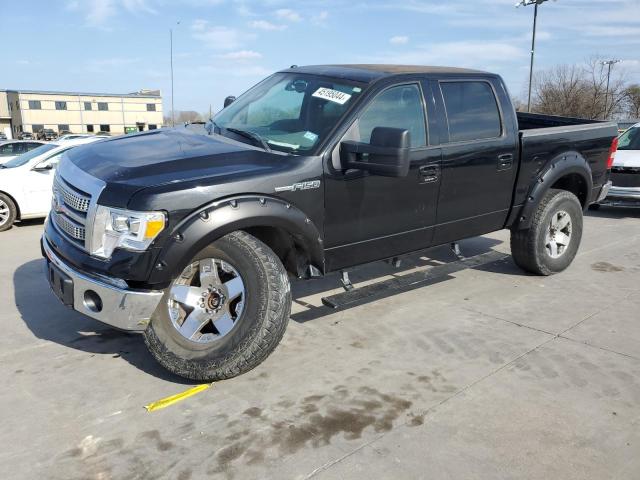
[90,205,166,259]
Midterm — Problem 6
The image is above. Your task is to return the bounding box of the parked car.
[0,140,46,164]
[41,64,617,381]
[36,129,57,141]
[57,134,93,142]
[617,119,639,134]
[0,137,104,231]
[598,122,640,207]
[19,131,34,140]
[0,132,6,140]
[94,131,111,137]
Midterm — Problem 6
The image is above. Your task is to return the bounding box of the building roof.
[0,89,161,98]
[279,64,489,83]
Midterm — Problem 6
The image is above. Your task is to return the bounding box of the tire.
[510,189,583,276]
[0,193,17,232]
[144,231,291,381]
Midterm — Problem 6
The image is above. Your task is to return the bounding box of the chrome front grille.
[51,174,92,248]
[54,177,90,213]
[52,211,86,241]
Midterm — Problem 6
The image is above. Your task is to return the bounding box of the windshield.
[1,144,57,168]
[213,73,365,154]
[618,126,640,151]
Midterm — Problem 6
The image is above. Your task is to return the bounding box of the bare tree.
[624,84,640,118]
[531,56,627,119]
[163,110,204,125]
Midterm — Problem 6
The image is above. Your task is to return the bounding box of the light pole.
[517,0,553,112]
[601,59,620,119]
[169,21,180,127]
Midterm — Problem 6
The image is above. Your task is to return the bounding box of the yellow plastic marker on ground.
[144,384,212,412]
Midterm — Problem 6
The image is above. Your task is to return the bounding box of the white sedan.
[601,123,640,207]
[0,137,104,231]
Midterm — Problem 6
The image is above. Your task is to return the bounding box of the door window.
[357,84,427,148]
[0,144,13,156]
[440,81,502,142]
[358,85,427,147]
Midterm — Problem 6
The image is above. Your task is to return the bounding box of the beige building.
[0,89,163,138]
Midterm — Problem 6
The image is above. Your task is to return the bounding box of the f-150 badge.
[275,180,321,192]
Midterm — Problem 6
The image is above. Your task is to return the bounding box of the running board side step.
[321,250,509,310]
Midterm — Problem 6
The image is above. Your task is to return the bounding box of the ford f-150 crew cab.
[41,65,618,381]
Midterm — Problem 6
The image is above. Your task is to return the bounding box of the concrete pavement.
[0,208,639,479]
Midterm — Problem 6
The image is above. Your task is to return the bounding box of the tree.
[163,110,205,126]
[624,85,640,118]
[531,56,627,120]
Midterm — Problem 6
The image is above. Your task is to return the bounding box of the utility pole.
[601,59,620,120]
[517,0,553,112]
[169,21,180,128]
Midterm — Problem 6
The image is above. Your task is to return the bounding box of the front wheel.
[510,189,583,276]
[0,193,17,232]
[143,231,291,381]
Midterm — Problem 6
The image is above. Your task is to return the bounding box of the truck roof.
[279,64,489,83]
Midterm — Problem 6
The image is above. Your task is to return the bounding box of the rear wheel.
[510,189,583,276]
[144,231,291,381]
[0,193,17,232]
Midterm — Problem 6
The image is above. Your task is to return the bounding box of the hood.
[613,149,640,168]
[63,129,294,200]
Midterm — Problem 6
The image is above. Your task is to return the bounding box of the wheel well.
[242,226,309,277]
[550,173,588,207]
[0,190,20,220]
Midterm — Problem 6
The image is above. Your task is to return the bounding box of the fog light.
[83,290,103,313]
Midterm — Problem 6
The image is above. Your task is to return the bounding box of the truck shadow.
[13,259,192,384]
[290,236,514,324]
[585,206,640,219]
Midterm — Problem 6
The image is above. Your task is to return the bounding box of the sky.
[2,0,639,115]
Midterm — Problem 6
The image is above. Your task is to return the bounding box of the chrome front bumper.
[43,238,163,331]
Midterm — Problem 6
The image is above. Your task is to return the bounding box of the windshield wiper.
[225,127,271,152]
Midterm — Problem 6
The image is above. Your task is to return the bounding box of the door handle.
[419,165,439,183]
[497,154,513,171]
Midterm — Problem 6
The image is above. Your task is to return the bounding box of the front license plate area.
[47,261,74,307]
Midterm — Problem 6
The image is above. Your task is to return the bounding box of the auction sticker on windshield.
[312,87,352,105]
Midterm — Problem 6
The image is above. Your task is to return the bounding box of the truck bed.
[511,112,618,211]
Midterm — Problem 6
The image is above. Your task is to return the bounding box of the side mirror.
[33,163,54,171]
[223,95,236,108]
[340,127,411,177]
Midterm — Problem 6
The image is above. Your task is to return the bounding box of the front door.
[323,82,442,271]
[432,79,518,244]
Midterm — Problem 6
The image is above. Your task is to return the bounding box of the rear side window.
[358,84,427,148]
[440,81,501,142]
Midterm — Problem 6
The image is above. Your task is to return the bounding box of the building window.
[148,124,158,130]
[84,102,92,111]
[98,102,108,111]
[55,101,67,110]
[32,124,44,133]
[146,103,156,111]
[87,124,94,133]
[58,124,70,133]
[28,100,41,110]
[99,124,110,132]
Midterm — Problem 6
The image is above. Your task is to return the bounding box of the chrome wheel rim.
[545,210,572,259]
[0,199,9,226]
[167,258,245,344]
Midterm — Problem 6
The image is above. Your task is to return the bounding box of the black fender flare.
[148,195,324,284]
[512,151,592,230]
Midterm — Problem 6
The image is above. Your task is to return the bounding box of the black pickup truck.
[42,65,618,380]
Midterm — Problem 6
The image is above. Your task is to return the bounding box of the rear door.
[432,78,518,244]
[323,81,442,270]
